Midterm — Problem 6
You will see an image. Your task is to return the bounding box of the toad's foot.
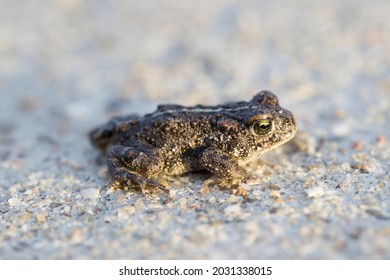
[109,171,170,195]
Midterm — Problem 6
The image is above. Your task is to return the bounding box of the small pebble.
[36,212,48,223]
[80,188,100,200]
[365,209,390,220]
[332,123,350,136]
[306,186,325,198]
[351,162,371,173]
[178,197,188,209]
[8,197,21,206]
[117,206,136,218]
[71,228,84,243]
[263,184,280,191]
[224,204,242,217]
[269,190,281,198]
[376,135,386,145]
[19,212,33,222]
[227,195,241,203]
[351,141,363,150]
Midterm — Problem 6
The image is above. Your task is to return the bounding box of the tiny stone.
[178,197,188,209]
[49,202,62,209]
[351,162,370,173]
[273,197,283,203]
[36,212,48,223]
[72,228,84,243]
[351,141,363,150]
[269,190,281,198]
[332,123,350,136]
[117,206,136,218]
[80,188,100,199]
[340,162,351,171]
[224,204,242,217]
[245,177,261,185]
[227,195,241,203]
[365,209,390,220]
[376,135,386,145]
[306,186,325,198]
[334,109,347,118]
[263,184,280,191]
[19,212,33,222]
[8,197,21,206]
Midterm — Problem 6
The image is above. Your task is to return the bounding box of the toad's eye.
[250,119,273,136]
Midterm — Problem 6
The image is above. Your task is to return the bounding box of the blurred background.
[1,0,389,130]
[0,0,389,259]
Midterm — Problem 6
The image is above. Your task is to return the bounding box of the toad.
[89,90,296,194]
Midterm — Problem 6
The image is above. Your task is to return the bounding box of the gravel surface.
[1,0,389,259]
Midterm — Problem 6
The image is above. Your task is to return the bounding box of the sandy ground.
[0,0,389,259]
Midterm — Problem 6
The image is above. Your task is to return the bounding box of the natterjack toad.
[89,91,296,194]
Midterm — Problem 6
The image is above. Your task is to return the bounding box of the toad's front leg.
[106,144,168,194]
[198,148,248,194]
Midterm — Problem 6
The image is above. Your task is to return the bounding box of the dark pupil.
[259,123,269,129]
[254,120,271,134]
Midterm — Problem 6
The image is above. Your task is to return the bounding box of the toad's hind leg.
[106,144,168,194]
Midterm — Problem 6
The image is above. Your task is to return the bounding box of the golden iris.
[250,119,272,136]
